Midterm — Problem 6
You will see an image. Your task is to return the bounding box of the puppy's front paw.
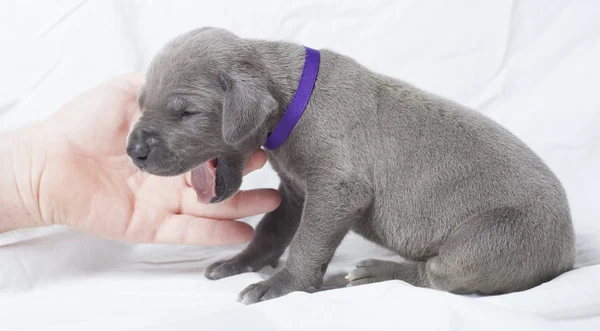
[237,269,318,304]
[205,255,279,280]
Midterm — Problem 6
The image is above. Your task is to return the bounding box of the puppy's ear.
[219,69,277,145]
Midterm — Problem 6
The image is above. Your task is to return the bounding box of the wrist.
[0,124,48,232]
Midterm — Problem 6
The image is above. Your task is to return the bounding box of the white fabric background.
[1,1,599,330]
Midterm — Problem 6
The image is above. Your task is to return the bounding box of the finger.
[181,188,281,219]
[152,215,254,246]
[243,149,268,175]
[102,72,146,125]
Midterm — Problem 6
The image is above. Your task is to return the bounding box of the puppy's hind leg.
[348,207,575,294]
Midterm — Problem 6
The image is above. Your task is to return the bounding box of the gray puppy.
[126,27,575,304]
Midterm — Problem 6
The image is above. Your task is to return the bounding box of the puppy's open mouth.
[191,157,228,204]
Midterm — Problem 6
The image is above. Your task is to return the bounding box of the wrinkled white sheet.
[1,1,599,330]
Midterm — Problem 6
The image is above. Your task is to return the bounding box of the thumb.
[150,215,254,246]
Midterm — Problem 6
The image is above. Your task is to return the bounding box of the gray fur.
[126,27,576,304]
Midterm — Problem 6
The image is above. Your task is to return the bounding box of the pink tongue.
[191,160,217,204]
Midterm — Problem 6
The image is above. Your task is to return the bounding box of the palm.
[41,74,278,245]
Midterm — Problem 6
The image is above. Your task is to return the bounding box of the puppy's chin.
[130,154,244,204]
[131,161,190,177]
[210,156,243,204]
[138,166,186,177]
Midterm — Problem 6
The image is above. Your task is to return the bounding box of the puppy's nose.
[128,142,150,161]
[127,135,158,166]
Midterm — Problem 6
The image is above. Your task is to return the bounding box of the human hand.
[13,73,280,245]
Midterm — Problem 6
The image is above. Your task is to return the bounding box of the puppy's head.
[126,27,277,203]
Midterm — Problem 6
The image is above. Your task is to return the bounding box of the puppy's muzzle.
[126,128,159,169]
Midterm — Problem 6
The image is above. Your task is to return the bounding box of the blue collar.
[263,46,320,150]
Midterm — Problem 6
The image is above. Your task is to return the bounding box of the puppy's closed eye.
[181,109,196,117]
